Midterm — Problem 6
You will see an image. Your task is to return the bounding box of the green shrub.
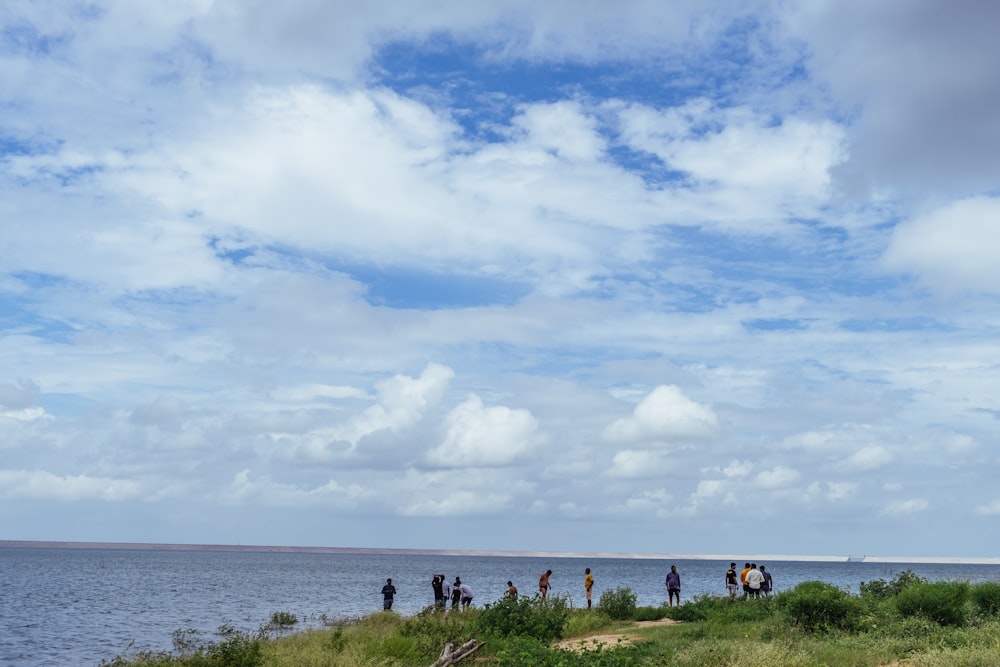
[859,569,928,600]
[667,593,776,625]
[971,581,1000,617]
[268,611,297,628]
[399,606,476,658]
[896,581,970,626]
[632,605,671,621]
[563,609,613,637]
[778,581,862,633]
[493,636,558,666]
[598,587,637,621]
[475,594,570,643]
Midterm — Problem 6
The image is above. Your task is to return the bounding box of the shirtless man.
[539,569,553,600]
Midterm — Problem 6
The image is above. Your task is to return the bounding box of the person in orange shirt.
[584,568,594,608]
[740,562,751,598]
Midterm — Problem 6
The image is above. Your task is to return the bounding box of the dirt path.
[554,618,680,652]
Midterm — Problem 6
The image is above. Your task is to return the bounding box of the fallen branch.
[430,638,483,666]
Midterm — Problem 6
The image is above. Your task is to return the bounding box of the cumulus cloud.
[269,384,370,402]
[838,446,894,472]
[0,378,41,409]
[400,490,514,516]
[618,101,845,228]
[607,450,674,479]
[344,363,454,445]
[0,469,142,501]
[882,499,929,516]
[222,470,370,507]
[603,385,717,444]
[754,466,800,489]
[882,196,1000,294]
[427,394,543,467]
[974,500,1000,517]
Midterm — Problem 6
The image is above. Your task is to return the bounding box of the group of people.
[380,562,775,611]
[428,574,475,610]
[725,562,773,598]
[666,562,775,605]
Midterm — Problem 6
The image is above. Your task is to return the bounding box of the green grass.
[103,577,1000,667]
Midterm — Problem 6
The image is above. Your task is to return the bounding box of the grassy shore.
[103,571,1000,666]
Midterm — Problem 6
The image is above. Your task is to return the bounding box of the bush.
[971,581,1000,617]
[896,581,970,626]
[598,587,637,621]
[633,605,671,621]
[475,594,570,643]
[859,569,927,600]
[778,581,862,633]
[399,606,475,658]
[268,611,297,628]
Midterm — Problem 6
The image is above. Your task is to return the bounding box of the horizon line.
[3,540,999,565]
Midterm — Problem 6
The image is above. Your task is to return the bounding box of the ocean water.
[2,546,1000,666]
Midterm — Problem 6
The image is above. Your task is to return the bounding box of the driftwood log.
[430,639,483,666]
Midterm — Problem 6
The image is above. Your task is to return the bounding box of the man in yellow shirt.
[584,568,594,608]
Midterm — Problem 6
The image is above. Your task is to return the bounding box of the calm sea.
[2,546,1000,666]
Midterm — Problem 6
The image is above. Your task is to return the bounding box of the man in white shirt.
[745,563,765,598]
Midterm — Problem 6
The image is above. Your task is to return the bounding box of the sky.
[2,0,999,559]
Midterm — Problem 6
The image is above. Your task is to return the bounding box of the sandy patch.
[554,618,679,652]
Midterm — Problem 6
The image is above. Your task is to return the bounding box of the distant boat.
[846,555,866,562]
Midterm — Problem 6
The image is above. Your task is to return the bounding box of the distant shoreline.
[2,540,999,565]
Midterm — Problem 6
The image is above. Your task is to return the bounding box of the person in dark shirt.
[432,574,445,609]
[760,565,773,596]
[665,565,681,606]
[381,578,396,610]
[725,562,739,598]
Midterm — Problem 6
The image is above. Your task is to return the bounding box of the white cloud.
[269,384,370,402]
[617,101,846,230]
[0,406,48,422]
[401,490,514,516]
[974,500,1000,517]
[427,395,543,467]
[0,469,142,502]
[345,363,454,445]
[607,450,674,479]
[754,466,800,489]
[883,499,929,516]
[722,460,753,478]
[603,385,717,444]
[223,470,371,507]
[839,446,894,472]
[882,196,1000,294]
[826,482,857,501]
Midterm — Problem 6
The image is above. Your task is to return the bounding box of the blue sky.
[2,0,1000,558]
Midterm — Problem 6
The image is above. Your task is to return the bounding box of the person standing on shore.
[451,577,462,609]
[584,568,594,609]
[441,575,452,610]
[740,563,751,598]
[381,578,396,611]
[432,574,445,609]
[725,563,739,598]
[746,563,764,598]
[665,565,681,606]
[760,565,773,596]
[507,581,518,599]
[458,580,474,609]
[539,569,552,600]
